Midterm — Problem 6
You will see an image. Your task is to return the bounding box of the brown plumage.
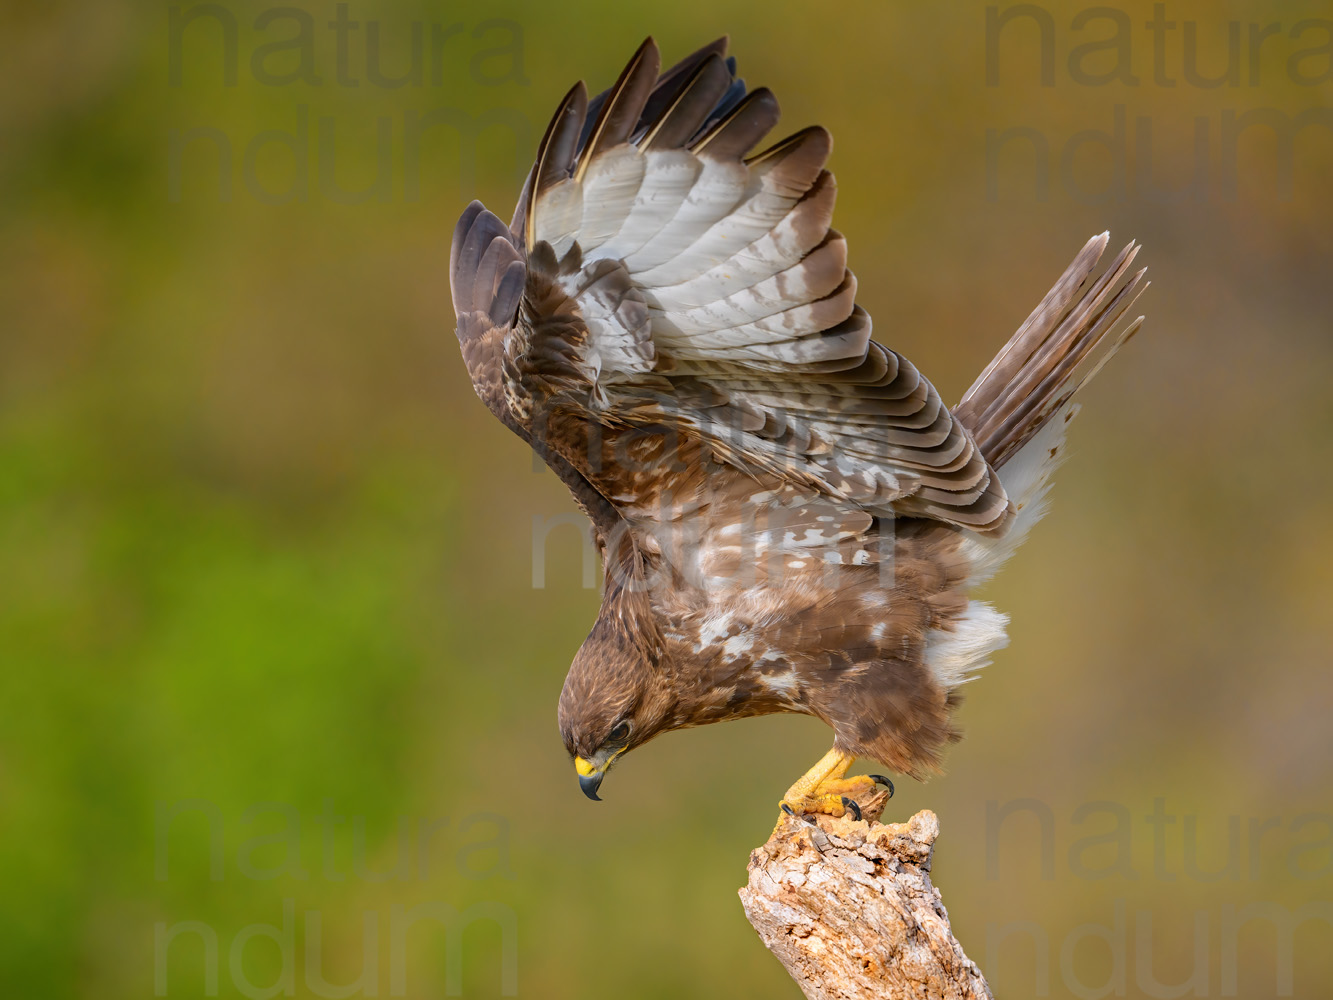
[449,38,1147,808]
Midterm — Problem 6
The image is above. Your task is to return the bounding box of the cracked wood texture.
[739,801,993,1000]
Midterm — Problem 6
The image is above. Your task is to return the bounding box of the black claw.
[841,796,862,822]
[869,774,895,798]
[781,803,796,817]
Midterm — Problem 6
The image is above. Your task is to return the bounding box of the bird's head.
[557,612,675,801]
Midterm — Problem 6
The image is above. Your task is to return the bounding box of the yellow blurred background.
[3,1,1331,997]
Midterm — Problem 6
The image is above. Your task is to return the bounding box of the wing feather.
[451,38,1146,540]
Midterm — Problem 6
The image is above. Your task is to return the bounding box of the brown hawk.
[449,38,1146,817]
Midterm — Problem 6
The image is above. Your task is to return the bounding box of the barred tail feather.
[955,233,1147,470]
[953,233,1146,584]
[958,399,1078,587]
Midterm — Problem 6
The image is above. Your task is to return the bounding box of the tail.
[955,233,1147,470]
[953,233,1147,584]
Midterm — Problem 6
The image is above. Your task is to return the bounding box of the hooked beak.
[575,755,607,801]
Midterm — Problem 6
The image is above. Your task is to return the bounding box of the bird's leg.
[779,746,890,821]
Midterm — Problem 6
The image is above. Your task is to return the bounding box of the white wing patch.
[693,610,737,652]
[721,632,755,661]
[758,671,799,702]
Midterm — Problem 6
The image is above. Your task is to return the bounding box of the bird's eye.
[608,722,630,743]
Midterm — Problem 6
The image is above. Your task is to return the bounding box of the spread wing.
[451,37,1010,533]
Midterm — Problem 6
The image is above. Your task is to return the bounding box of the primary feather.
[448,37,1147,781]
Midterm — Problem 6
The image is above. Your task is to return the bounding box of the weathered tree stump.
[740,797,993,1000]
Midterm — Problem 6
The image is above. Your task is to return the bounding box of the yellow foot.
[781,775,884,820]
[775,746,895,831]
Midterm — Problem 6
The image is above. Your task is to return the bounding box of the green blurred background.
[3,1,1331,997]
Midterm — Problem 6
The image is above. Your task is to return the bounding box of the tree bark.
[739,794,993,1000]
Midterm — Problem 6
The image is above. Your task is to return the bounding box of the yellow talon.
[776,747,889,831]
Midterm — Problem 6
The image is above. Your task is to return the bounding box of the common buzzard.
[449,38,1146,817]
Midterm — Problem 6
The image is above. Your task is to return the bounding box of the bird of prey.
[449,38,1146,817]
